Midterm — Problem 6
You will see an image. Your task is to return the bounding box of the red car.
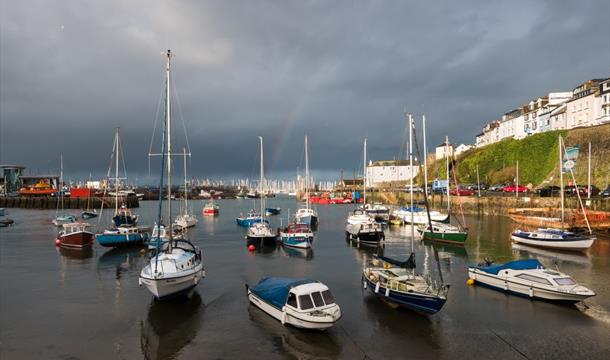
[450,187,475,196]
[503,184,528,193]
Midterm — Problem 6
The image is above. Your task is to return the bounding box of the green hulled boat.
[417,223,468,244]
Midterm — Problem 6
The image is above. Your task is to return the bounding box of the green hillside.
[427,123,610,188]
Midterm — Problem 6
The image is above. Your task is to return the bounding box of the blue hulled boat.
[362,255,449,315]
[279,223,314,249]
[96,226,149,247]
[236,210,268,227]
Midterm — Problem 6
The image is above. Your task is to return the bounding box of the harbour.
[0,198,609,359]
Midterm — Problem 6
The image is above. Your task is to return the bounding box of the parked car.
[503,184,528,193]
[489,184,506,192]
[536,186,561,197]
[565,185,600,197]
[450,186,475,196]
[601,186,610,198]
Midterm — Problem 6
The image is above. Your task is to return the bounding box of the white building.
[366,160,420,187]
[435,141,454,159]
[566,79,607,128]
[454,143,474,156]
[595,79,610,125]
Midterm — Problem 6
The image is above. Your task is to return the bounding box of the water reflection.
[280,245,314,260]
[247,305,341,359]
[98,247,148,280]
[58,246,94,260]
[141,292,203,360]
[511,243,592,267]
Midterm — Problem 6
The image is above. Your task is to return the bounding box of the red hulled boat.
[57,223,94,249]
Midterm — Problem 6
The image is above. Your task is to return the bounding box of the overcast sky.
[1,0,609,183]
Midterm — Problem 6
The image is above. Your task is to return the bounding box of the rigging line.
[172,81,192,154]
[154,76,169,272]
[148,79,165,177]
[449,155,467,229]
[118,131,128,186]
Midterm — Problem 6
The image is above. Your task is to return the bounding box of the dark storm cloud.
[1,0,608,182]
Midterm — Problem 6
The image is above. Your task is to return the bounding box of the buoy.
[466,278,474,286]
[55,239,61,246]
[248,244,255,252]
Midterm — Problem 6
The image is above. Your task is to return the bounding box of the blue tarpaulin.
[477,259,544,275]
[250,277,316,309]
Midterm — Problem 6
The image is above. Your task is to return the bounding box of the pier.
[0,196,139,209]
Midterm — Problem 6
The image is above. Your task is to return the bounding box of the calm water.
[1,197,609,359]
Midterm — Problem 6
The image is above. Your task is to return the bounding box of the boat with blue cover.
[362,254,449,314]
[247,277,341,329]
[468,258,595,302]
[96,225,150,247]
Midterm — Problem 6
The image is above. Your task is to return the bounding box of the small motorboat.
[112,205,138,227]
[345,208,384,246]
[246,222,277,246]
[52,215,77,227]
[140,239,205,300]
[364,203,390,223]
[467,259,595,302]
[247,277,341,329]
[236,210,267,227]
[265,207,281,216]
[417,222,468,244]
[57,222,94,249]
[202,202,219,216]
[388,214,404,226]
[279,223,314,249]
[511,228,595,251]
[96,225,150,247]
[81,210,98,219]
[295,208,318,227]
[362,255,449,314]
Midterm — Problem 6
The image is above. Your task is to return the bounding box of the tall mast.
[305,135,309,210]
[259,136,265,221]
[166,49,173,246]
[363,138,367,205]
[60,154,64,211]
[422,114,428,199]
[559,135,564,226]
[445,136,450,213]
[183,147,188,214]
[114,128,119,214]
[408,113,414,247]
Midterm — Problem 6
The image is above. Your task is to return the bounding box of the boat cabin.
[285,283,336,312]
[61,222,91,234]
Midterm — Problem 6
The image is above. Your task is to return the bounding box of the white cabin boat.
[511,228,595,251]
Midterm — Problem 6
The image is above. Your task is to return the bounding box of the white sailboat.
[345,138,384,246]
[52,154,77,227]
[175,148,198,228]
[295,136,319,227]
[246,136,277,245]
[139,49,205,300]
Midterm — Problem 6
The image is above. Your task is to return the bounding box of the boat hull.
[58,231,94,249]
[96,232,149,247]
[248,292,337,330]
[236,218,268,227]
[265,208,281,216]
[346,226,384,246]
[510,234,594,251]
[280,234,313,249]
[140,264,205,300]
[419,229,467,244]
[467,268,593,302]
[362,276,446,314]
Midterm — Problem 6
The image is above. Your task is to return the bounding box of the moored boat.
[467,259,595,302]
[52,215,77,227]
[81,210,98,219]
[113,205,138,227]
[203,201,219,216]
[57,222,94,249]
[265,207,281,216]
[345,208,384,246]
[364,203,390,222]
[280,222,313,249]
[96,225,150,247]
[295,136,319,228]
[247,277,341,329]
[362,255,449,314]
[418,222,468,244]
[511,228,595,251]
[236,211,267,227]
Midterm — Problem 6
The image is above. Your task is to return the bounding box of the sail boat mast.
[445,136,450,213]
[422,114,428,199]
[259,136,265,222]
[114,129,119,214]
[363,138,367,205]
[183,147,188,215]
[305,135,309,210]
[408,113,414,246]
[166,50,173,246]
[559,135,564,226]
